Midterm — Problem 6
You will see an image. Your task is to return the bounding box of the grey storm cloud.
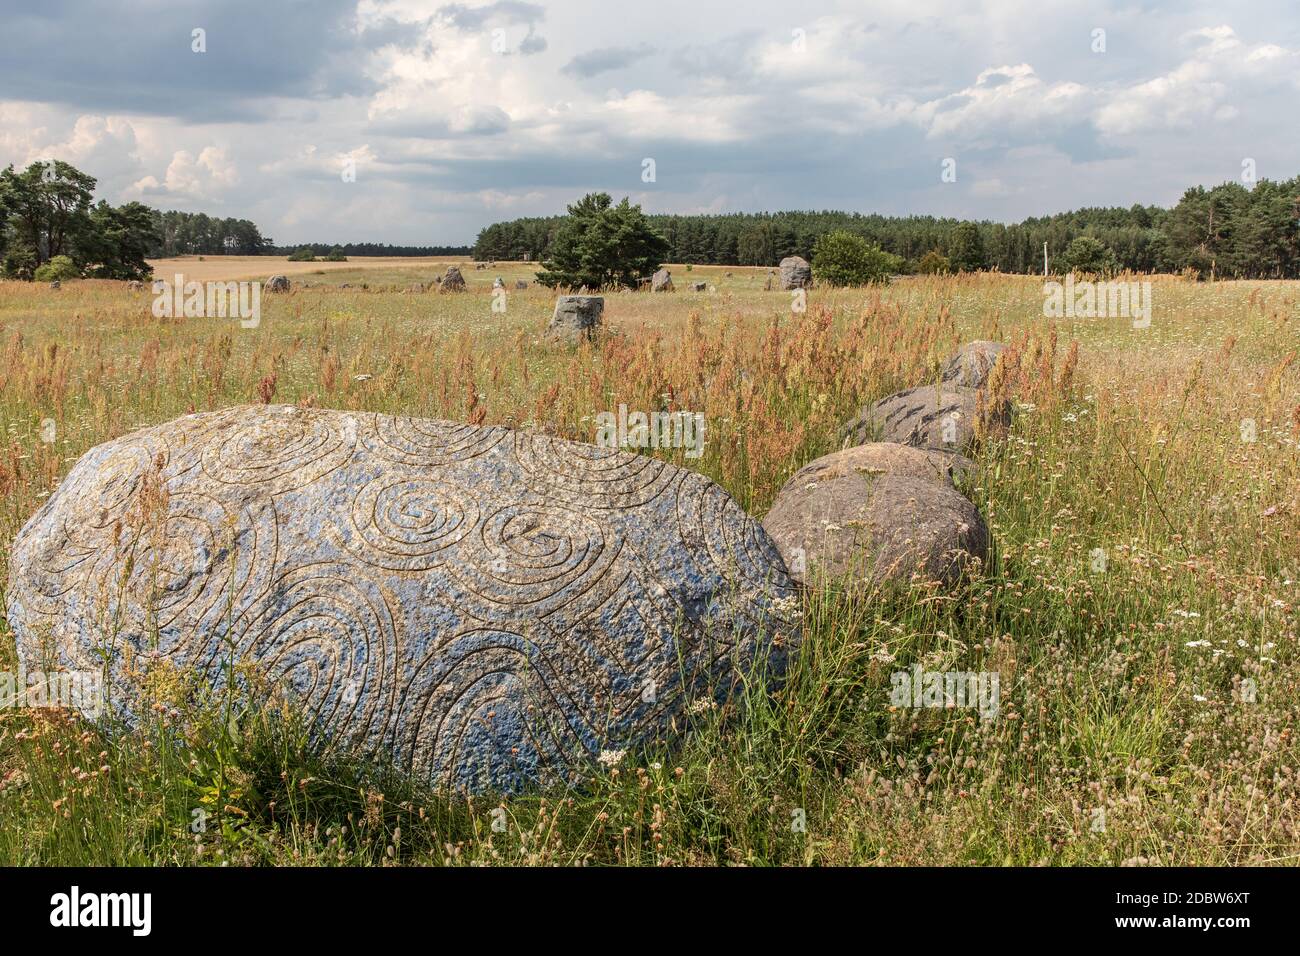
[0,0,372,120]
[2,0,1298,246]
[669,32,763,80]
[358,15,438,51]
[438,1,546,30]
[437,1,548,55]
[562,44,656,78]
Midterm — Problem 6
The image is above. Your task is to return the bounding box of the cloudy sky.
[2,0,1298,246]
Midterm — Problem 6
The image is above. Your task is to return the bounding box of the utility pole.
[1043,242,1048,277]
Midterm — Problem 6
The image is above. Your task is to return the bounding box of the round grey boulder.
[763,443,987,588]
[263,275,290,293]
[547,295,604,344]
[841,385,1010,454]
[779,256,811,290]
[515,279,528,290]
[942,341,1008,389]
[6,404,800,794]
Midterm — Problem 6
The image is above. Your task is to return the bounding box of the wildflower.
[597,749,626,768]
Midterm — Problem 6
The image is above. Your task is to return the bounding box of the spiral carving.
[6,405,799,794]
[201,405,356,493]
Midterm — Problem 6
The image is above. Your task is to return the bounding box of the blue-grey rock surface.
[546,295,604,344]
[941,340,1008,389]
[6,404,799,793]
[840,384,1011,454]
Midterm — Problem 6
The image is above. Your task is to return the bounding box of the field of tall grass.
[1,262,1298,865]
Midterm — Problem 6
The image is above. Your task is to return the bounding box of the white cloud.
[1,2,1298,243]
[131,146,238,200]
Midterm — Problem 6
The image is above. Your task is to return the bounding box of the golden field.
[1,265,1298,865]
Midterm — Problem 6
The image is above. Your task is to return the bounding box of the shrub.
[288,247,316,262]
[811,231,896,286]
[535,192,669,290]
[33,255,81,282]
[916,250,951,275]
[1056,236,1120,276]
[324,247,347,262]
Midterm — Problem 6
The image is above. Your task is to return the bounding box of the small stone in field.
[441,267,466,291]
[841,385,1010,454]
[547,295,604,344]
[942,341,1008,389]
[264,275,290,293]
[779,256,811,290]
[763,443,986,587]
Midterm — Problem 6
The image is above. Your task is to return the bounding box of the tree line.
[474,175,1300,279]
[268,241,473,258]
[0,159,473,282]
[1,161,157,280]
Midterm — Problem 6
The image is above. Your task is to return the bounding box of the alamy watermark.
[596,404,705,459]
[1043,274,1151,328]
[153,274,261,328]
[50,886,151,936]
[1,667,104,719]
[890,665,1000,720]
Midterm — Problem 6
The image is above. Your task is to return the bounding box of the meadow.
[1,258,1298,865]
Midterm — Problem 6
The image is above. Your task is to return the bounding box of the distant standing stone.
[779,256,811,290]
[49,280,61,290]
[127,280,143,292]
[264,275,290,293]
[515,279,528,290]
[547,295,604,344]
[691,282,706,292]
[493,277,505,289]
[651,268,674,292]
[441,266,466,292]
